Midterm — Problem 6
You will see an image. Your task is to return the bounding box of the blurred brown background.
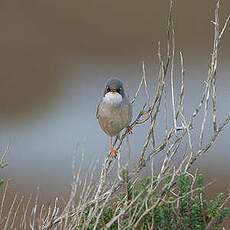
[0,0,230,226]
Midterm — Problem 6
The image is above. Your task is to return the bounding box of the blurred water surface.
[0,0,230,223]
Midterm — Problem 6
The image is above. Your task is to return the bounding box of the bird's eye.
[117,88,121,93]
[106,87,110,92]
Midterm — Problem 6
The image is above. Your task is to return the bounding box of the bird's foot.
[110,146,118,159]
[126,125,132,134]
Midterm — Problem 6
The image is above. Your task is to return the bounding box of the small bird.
[97,78,132,158]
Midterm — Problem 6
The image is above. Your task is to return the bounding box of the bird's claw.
[110,147,118,159]
[126,125,132,134]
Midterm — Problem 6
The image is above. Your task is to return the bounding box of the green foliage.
[79,172,229,229]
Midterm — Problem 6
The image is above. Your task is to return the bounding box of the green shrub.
[80,172,229,229]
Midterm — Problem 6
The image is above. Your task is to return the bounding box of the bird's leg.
[110,136,117,158]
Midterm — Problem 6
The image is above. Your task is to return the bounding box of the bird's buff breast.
[98,93,132,136]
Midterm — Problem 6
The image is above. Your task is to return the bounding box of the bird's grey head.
[104,78,125,98]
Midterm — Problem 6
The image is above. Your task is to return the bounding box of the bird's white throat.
[103,92,122,105]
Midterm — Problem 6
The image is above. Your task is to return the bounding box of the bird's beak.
[111,89,117,94]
